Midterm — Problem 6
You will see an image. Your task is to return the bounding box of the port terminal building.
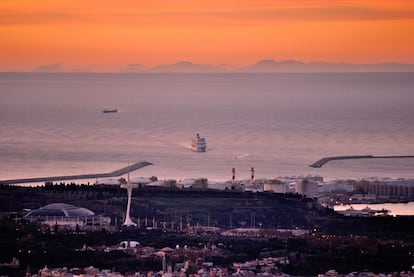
[359,179,414,199]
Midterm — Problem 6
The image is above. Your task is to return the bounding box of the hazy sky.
[1,0,414,71]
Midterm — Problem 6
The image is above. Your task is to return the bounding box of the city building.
[25,203,110,230]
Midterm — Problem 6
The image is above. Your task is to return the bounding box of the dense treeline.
[1,218,414,276]
[1,184,414,275]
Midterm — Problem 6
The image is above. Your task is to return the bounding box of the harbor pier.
[0,161,152,185]
[310,155,414,168]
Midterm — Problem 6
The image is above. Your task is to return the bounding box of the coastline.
[3,175,414,216]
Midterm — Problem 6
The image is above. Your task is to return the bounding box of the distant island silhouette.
[17,60,414,73]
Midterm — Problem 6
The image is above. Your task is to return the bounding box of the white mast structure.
[120,169,138,226]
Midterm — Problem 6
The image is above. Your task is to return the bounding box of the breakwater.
[0,161,152,185]
[310,155,414,168]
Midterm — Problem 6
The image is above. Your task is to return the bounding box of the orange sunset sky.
[1,0,414,71]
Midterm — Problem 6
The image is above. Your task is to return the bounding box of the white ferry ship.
[191,134,207,152]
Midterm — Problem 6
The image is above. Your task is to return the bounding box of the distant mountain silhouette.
[32,63,63,72]
[241,59,414,72]
[241,59,304,72]
[25,60,414,73]
[147,61,223,73]
[119,63,144,73]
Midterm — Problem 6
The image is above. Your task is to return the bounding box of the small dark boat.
[103,108,118,113]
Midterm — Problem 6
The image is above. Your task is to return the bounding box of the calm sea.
[0,72,413,183]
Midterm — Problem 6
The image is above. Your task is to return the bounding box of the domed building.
[25,203,110,230]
